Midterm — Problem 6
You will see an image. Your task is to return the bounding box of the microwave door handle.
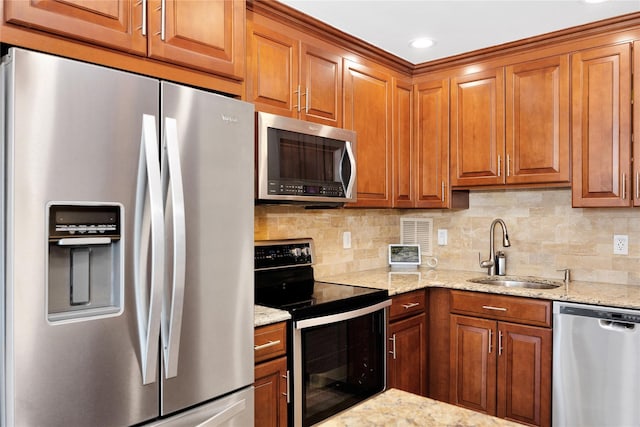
[161,117,186,379]
[343,140,356,198]
[134,114,164,385]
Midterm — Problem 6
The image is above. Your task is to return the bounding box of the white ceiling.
[277,0,640,64]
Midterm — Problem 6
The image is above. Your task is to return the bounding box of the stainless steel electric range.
[255,239,390,427]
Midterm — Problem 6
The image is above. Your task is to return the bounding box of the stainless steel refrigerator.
[0,48,254,427]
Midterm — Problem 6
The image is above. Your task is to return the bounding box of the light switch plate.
[437,229,448,246]
[343,231,352,249]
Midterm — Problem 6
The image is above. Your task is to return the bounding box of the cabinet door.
[450,315,497,415]
[571,43,631,207]
[414,77,450,207]
[4,0,146,54]
[450,68,505,187]
[505,55,570,185]
[388,313,427,396]
[344,59,393,207]
[392,78,414,207]
[300,43,343,127]
[147,0,244,79]
[255,356,288,427]
[635,41,640,207]
[247,21,299,117]
[497,322,551,427]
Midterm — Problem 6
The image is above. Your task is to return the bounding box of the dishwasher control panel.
[559,305,640,323]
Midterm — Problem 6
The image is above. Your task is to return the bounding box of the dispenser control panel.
[49,205,121,241]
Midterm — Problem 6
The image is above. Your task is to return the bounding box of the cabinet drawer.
[390,290,426,321]
[255,321,287,364]
[450,290,551,327]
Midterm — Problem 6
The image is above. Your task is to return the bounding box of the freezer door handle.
[195,399,246,427]
[134,114,165,385]
[161,117,187,379]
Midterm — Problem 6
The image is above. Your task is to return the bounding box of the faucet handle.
[478,252,494,268]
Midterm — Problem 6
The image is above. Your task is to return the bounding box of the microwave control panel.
[268,180,345,197]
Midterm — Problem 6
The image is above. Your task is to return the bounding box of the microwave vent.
[400,217,433,256]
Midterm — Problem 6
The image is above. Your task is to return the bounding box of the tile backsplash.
[255,188,640,285]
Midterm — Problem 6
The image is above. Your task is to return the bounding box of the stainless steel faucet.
[478,218,511,275]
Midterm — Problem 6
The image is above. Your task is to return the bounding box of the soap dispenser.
[495,251,506,276]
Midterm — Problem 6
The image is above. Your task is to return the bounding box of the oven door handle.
[294,299,391,329]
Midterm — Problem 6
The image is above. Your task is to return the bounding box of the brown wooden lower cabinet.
[387,290,428,396]
[387,312,427,396]
[450,314,551,427]
[255,356,288,427]
[254,321,288,427]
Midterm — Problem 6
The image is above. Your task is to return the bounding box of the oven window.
[301,309,385,426]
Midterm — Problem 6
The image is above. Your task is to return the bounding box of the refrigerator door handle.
[134,114,165,385]
[161,117,186,379]
[195,399,246,427]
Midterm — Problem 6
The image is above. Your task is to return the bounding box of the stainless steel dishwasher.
[553,301,640,426]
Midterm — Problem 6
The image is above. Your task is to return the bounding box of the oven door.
[292,300,390,427]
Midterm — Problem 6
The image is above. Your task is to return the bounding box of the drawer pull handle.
[254,340,281,351]
[482,305,507,312]
[402,302,420,310]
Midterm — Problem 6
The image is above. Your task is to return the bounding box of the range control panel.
[254,239,314,270]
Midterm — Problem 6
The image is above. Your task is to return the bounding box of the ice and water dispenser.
[47,204,123,322]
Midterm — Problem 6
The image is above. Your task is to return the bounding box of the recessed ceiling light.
[410,37,435,49]
[583,0,610,3]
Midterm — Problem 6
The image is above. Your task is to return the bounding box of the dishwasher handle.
[599,319,636,331]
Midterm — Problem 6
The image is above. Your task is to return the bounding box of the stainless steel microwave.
[257,112,357,204]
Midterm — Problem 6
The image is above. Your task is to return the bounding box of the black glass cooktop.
[262,281,388,321]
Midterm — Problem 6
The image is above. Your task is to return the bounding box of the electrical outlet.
[613,235,628,255]
[343,231,352,249]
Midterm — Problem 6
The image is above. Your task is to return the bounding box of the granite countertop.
[317,388,521,427]
[319,267,640,310]
[255,268,640,327]
[254,305,291,327]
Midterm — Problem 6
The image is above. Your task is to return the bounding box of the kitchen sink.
[468,276,562,290]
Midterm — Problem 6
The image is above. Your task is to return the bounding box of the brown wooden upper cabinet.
[572,43,632,207]
[413,77,453,208]
[392,78,415,208]
[344,59,393,207]
[451,55,570,188]
[450,67,506,187]
[247,17,343,127]
[395,76,453,208]
[505,55,570,185]
[635,41,640,208]
[3,0,245,79]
